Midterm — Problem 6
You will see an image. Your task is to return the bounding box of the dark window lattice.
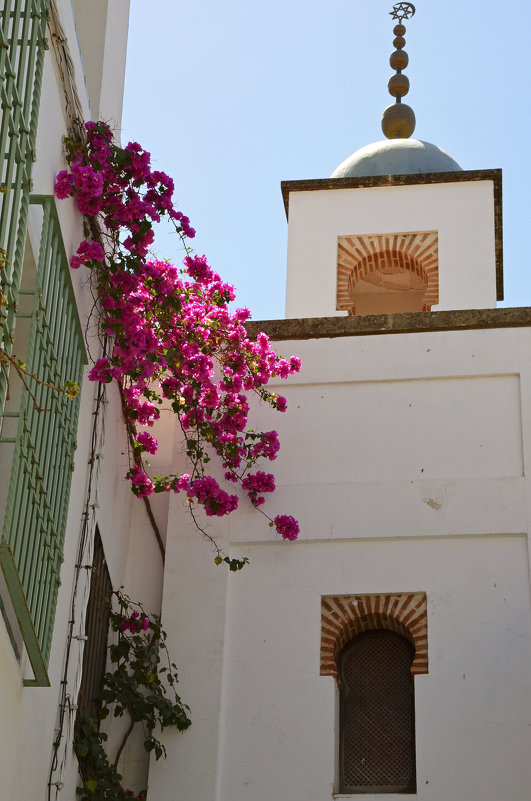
[339,629,416,794]
[77,530,112,721]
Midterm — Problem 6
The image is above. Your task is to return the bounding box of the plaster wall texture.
[0,3,154,799]
[151,325,531,801]
[149,513,231,801]
[96,0,130,128]
[213,536,531,801]
[71,0,108,118]
[285,181,497,319]
[70,0,130,126]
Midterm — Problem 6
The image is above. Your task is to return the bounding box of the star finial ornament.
[389,2,416,23]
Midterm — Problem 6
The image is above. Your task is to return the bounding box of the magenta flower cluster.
[119,610,150,634]
[273,515,299,541]
[241,470,275,507]
[125,792,145,801]
[135,431,158,454]
[55,121,300,543]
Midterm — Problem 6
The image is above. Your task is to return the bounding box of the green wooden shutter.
[0,0,49,407]
[0,195,87,686]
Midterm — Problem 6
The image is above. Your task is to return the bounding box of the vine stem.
[188,503,222,557]
[117,381,165,563]
[113,703,136,771]
[1,349,77,402]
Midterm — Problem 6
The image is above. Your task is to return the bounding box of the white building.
[0,2,163,799]
[1,3,531,801]
[148,21,531,801]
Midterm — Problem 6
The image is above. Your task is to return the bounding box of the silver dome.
[331,139,462,178]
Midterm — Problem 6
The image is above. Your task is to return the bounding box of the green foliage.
[63,379,80,399]
[75,717,133,801]
[214,555,249,571]
[75,590,190,800]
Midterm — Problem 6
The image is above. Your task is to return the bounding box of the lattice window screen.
[77,529,112,721]
[339,629,416,794]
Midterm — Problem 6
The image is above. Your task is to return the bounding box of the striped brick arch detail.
[337,232,439,314]
[320,593,428,684]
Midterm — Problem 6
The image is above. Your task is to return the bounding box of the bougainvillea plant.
[75,591,190,800]
[55,121,300,557]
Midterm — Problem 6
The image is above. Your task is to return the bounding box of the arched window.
[339,629,416,794]
[336,232,439,317]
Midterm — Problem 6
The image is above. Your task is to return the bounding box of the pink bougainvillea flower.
[54,169,75,199]
[54,120,301,542]
[274,514,300,541]
[135,431,158,454]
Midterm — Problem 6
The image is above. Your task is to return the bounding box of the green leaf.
[85,779,98,793]
[75,741,89,758]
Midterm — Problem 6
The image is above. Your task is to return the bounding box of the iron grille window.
[0,195,86,685]
[77,529,112,722]
[339,629,416,794]
[0,0,49,406]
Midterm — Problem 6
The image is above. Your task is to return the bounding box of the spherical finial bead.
[393,35,406,48]
[393,23,406,36]
[390,49,409,71]
[388,73,410,98]
[381,103,416,139]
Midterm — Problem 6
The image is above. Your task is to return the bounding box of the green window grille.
[0,195,87,686]
[0,0,49,408]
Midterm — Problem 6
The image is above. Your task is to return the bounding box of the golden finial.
[382,3,416,139]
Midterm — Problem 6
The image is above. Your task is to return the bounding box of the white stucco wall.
[150,325,531,801]
[71,0,130,127]
[0,5,523,801]
[0,3,153,800]
[285,180,498,318]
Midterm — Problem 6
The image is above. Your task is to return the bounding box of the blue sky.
[122,0,531,320]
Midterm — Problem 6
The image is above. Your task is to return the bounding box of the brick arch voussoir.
[320,593,428,685]
[337,233,439,312]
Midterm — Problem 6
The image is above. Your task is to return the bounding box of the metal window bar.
[0,194,86,686]
[77,529,112,722]
[0,0,49,410]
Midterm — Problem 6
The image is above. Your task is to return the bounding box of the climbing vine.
[55,121,301,555]
[75,591,190,801]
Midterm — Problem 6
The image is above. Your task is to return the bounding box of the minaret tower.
[282,3,503,319]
